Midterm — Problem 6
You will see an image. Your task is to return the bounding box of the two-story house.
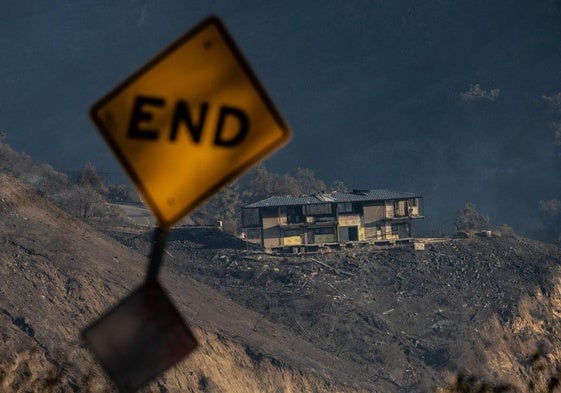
[241,189,423,251]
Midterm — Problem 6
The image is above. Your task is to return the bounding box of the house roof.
[243,189,422,208]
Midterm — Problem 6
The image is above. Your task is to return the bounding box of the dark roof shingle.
[243,189,421,208]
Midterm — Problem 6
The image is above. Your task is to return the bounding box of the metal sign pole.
[81,225,198,393]
[146,226,169,282]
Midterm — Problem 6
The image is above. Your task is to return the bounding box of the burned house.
[241,189,423,250]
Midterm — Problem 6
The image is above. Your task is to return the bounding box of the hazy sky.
[2,1,561,235]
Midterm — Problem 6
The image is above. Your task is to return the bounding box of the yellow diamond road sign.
[91,16,291,228]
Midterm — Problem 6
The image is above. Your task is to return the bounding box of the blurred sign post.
[83,16,290,392]
[81,281,197,393]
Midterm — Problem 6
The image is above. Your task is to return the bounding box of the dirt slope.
[144,234,561,392]
[0,172,371,392]
[4,162,561,392]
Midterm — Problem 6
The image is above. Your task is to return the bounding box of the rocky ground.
[119,228,561,392]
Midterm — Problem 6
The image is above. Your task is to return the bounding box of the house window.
[313,227,335,235]
[242,208,260,227]
[337,203,353,213]
[409,198,417,207]
[304,203,332,216]
[394,200,407,217]
[283,228,301,237]
[286,206,304,223]
[391,224,399,235]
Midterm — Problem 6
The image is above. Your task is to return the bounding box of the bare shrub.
[454,203,490,234]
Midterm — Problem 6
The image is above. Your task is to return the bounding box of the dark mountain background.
[2,1,561,239]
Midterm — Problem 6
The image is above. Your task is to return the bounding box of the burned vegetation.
[136,232,561,391]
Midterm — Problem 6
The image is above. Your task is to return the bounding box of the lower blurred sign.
[81,280,197,392]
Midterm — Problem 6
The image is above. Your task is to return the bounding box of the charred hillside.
[140,234,561,392]
[2,137,561,391]
[0,171,371,392]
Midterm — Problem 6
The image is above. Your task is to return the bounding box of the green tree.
[454,203,490,234]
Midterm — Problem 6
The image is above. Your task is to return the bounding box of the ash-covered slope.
[0,172,371,392]
[162,235,561,392]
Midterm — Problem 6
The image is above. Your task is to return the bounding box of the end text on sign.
[127,95,249,147]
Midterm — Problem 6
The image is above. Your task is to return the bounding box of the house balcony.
[389,214,424,221]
